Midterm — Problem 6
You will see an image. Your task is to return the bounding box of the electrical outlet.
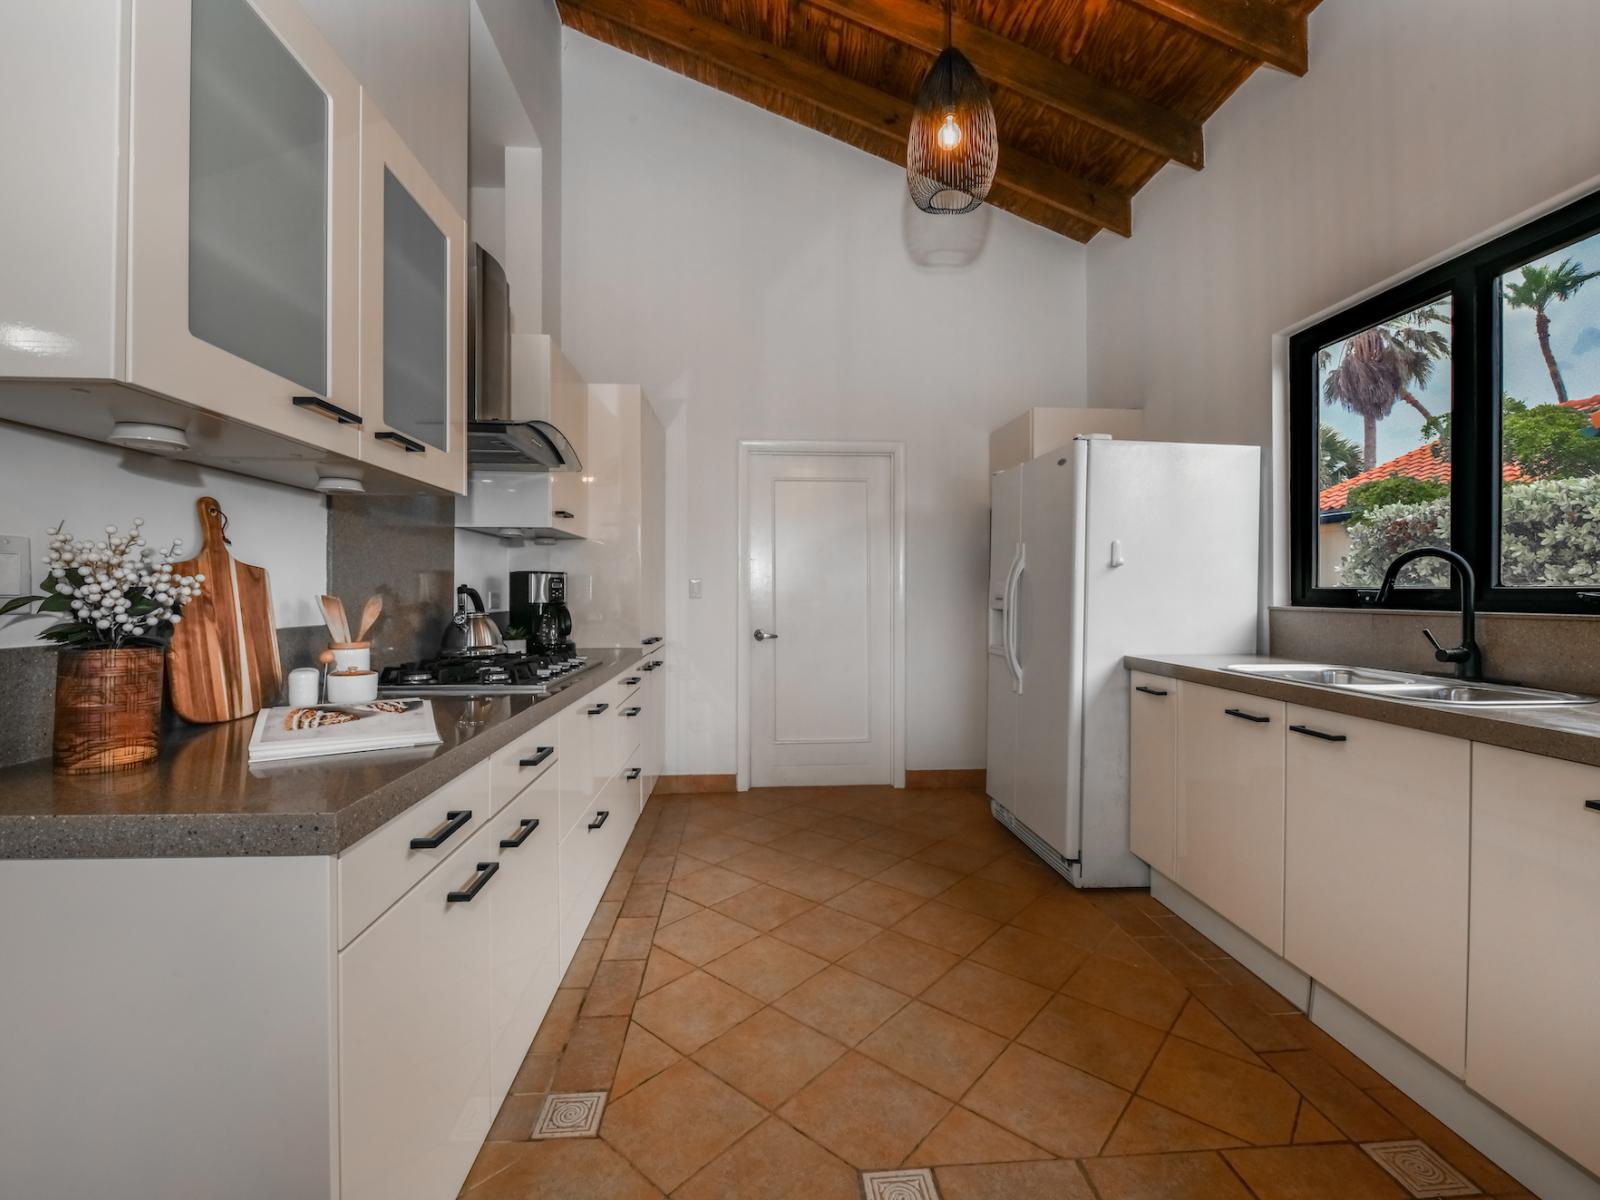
[0,535,31,599]
[488,589,502,610]
[689,578,703,599]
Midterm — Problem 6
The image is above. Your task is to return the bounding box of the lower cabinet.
[1127,671,1177,877]
[1467,744,1600,1176]
[1175,683,1287,953]
[1283,706,1470,1074]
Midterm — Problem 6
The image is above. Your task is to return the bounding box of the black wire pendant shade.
[906,6,998,215]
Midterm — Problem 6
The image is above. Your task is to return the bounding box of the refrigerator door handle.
[1005,543,1026,693]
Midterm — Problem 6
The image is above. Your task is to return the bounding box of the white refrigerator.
[986,437,1261,888]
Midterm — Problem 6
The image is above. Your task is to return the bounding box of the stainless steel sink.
[1223,663,1596,708]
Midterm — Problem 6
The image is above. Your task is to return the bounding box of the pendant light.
[906,0,998,214]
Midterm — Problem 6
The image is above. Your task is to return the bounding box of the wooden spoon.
[319,594,350,643]
[355,595,383,643]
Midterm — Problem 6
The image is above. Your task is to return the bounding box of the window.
[1291,189,1600,613]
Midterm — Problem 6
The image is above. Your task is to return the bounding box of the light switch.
[488,589,502,610]
[689,578,703,599]
[0,535,30,599]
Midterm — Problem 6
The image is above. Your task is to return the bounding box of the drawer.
[338,760,492,950]
[487,716,558,815]
[557,768,636,965]
[607,696,645,781]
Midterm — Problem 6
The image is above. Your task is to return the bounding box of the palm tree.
[1318,424,1363,489]
[1320,306,1449,470]
[1503,258,1599,405]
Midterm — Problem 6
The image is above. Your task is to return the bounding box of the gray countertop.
[1126,653,1600,767]
[0,648,646,860]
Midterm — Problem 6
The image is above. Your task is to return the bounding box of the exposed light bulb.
[937,111,963,150]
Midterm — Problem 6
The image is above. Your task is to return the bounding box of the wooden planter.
[54,647,164,774]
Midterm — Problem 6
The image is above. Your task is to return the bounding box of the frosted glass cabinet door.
[359,96,467,493]
[125,0,362,456]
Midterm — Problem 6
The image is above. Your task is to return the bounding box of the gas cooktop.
[378,650,593,697]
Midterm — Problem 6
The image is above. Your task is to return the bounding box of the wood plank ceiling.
[557,0,1323,241]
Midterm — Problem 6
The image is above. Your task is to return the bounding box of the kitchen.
[2,1,1599,1198]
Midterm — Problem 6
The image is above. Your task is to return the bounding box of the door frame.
[736,440,907,792]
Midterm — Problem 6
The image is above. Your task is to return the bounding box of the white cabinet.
[1467,745,1600,1176]
[1175,683,1286,953]
[1128,672,1178,877]
[339,817,499,1200]
[1283,707,1470,1074]
[639,646,667,801]
[550,346,591,538]
[357,94,468,493]
[557,701,597,842]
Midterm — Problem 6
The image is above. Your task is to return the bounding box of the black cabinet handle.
[640,664,657,673]
[554,510,575,519]
[500,817,540,849]
[587,703,610,716]
[626,768,642,781]
[447,861,499,902]
[1135,685,1168,697]
[1224,708,1270,724]
[520,746,555,769]
[649,660,663,669]
[292,396,362,426]
[1290,724,1347,743]
[623,677,642,686]
[410,809,471,850]
[1586,800,1600,813]
[622,706,642,717]
[374,430,425,453]
[587,810,610,831]
[642,636,663,645]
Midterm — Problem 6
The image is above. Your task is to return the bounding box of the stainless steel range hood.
[468,246,582,472]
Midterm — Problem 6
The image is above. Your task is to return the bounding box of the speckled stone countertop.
[0,648,645,860]
[1127,654,1600,767]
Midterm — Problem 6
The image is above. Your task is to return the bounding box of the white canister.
[326,670,379,705]
[287,667,321,707]
[330,643,371,673]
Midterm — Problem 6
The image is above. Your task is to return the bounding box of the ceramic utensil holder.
[326,670,379,704]
[330,643,371,673]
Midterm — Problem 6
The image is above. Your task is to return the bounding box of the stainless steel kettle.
[441,585,505,657]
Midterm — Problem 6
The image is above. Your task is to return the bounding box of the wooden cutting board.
[166,497,284,723]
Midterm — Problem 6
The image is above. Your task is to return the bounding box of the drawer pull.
[1135,685,1168,697]
[640,664,657,673]
[447,861,499,902]
[1224,708,1270,724]
[649,660,663,669]
[292,396,362,426]
[1586,800,1600,813]
[622,706,642,717]
[587,703,610,717]
[520,746,555,769]
[626,768,642,781]
[553,509,576,520]
[588,810,610,832]
[374,430,425,453]
[1290,724,1347,743]
[410,809,472,850]
[500,817,540,849]
[643,636,663,645]
[623,676,642,686]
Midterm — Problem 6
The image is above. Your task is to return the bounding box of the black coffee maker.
[510,570,574,653]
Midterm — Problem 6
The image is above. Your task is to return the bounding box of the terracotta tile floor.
[461,786,1536,1199]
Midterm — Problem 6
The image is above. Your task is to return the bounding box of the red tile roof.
[1318,394,1600,512]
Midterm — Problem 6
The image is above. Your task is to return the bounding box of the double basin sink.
[1224,663,1596,708]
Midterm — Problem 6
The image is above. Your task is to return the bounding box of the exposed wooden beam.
[1122,0,1308,75]
[558,0,1132,237]
[805,0,1203,170]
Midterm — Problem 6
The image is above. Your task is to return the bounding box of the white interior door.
[748,451,896,786]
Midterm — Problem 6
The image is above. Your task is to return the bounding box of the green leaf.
[38,594,72,613]
[0,595,45,615]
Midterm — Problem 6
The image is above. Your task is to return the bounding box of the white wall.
[561,34,1090,774]
[1086,0,1600,451]
[0,426,326,648]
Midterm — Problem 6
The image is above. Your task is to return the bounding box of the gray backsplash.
[1269,606,1600,694]
[0,491,458,768]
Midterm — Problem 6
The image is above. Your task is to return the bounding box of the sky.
[1319,229,1600,468]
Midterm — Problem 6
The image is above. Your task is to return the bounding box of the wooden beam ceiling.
[1122,0,1309,75]
[804,0,1204,169]
[561,0,1132,236]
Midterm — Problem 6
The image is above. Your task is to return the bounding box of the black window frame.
[1290,187,1600,614]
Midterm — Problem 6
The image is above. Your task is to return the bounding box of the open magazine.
[248,698,443,763]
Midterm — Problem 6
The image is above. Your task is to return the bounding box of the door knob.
[753,629,778,641]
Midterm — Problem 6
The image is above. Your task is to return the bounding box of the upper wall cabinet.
[0,0,463,494]
[357,95,467,493]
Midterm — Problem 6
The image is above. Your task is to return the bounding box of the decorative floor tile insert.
[861,1166,941,1200]
[1362,1140,1481,1197]
[531,1091,607,1139]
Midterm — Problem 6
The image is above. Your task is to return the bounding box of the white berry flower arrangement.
[0,519,205,649]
